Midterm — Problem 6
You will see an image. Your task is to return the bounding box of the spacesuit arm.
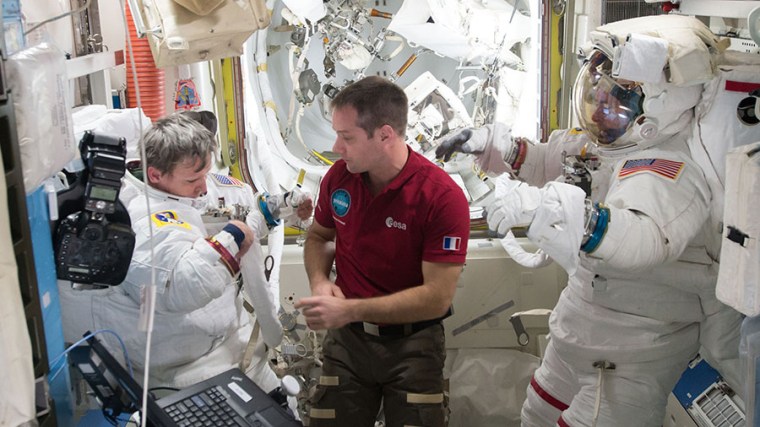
[581,204,670,270]
[435,122,524,176]
[436,125,591,186]
[582,157,710,271]
[518,128,592,187]
[126,224,244,314]
[485,175,587,274]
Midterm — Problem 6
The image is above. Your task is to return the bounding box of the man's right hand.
[295,293,351,330]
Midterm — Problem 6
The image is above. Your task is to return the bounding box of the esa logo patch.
[385,217,407,230]
[151,210,191,229]
[331,189,351,217]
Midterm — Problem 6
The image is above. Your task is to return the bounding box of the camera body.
[54,131,135,285]
[56,211,135,284]
[80,131,128,214]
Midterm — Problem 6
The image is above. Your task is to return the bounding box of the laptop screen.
[70,332,176,427]
[71,332,302,427]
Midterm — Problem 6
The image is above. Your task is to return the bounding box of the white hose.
[498,230,553,269]
[241,28,304,311]
[240,248,284,348]
[243,30,327,177]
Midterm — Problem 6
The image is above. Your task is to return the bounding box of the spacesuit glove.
[525,182,586,275]
[435,128,477,161]
[266,187,314,226]
[435,123,516,176]
[485,174,541,236]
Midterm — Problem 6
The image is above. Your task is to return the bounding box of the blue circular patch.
[331,189,351,217]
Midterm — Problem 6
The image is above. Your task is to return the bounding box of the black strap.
[727,226,749,247]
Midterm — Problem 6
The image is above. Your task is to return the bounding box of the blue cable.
[49,329,133,383]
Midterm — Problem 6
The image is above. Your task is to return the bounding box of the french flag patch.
[442,236,461,251]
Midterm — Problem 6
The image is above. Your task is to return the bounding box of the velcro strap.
[319,376,339,386]
[309,408,336,419]
[406,392,443,404]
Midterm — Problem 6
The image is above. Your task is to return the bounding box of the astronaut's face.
[147,153,212,198]
[574,50,643,149]
[331,106,384,174]
[590,89,633,144]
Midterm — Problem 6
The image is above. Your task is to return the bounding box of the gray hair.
[139,112,217,174]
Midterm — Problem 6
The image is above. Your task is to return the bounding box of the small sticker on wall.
[174,79,201,110]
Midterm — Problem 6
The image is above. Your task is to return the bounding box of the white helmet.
[573,48,703,155]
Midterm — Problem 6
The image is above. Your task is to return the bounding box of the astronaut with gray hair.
[61,112,313,393]
[437,15,741,426]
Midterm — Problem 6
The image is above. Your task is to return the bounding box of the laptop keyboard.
[164,385,244,426]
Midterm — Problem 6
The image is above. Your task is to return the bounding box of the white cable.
[384,34,405,61]
[118,2,156,425]
[498,230,553,268]
[592,366,604,427]
[243,29,328,177]
[294,105,312,156]
[23,0,91,36]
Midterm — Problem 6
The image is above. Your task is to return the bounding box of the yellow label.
[151,210,191,229]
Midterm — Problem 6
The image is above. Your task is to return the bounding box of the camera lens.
[84,225,103,241]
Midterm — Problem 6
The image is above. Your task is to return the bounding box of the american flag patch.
[210,173,243,187]
[618,158,684,181]
[442,236,461,251]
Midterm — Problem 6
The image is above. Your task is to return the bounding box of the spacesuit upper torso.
[521,128,725,362]
[116,172,249,374]
[59,169,280,388]
[520,130,739,400]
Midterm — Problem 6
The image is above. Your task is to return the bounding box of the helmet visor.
[574,50,644,147]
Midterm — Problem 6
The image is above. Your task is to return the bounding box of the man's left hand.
[295,295,352,330]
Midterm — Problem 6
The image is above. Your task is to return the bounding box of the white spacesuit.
[436,15,742,427]
[60,168,310,391]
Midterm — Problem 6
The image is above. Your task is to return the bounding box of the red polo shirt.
[314,148,470,299]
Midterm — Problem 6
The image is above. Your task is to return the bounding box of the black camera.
[79,130,129,214]
[54,131,135,285]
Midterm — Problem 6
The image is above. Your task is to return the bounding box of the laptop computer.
[71,332,302,427]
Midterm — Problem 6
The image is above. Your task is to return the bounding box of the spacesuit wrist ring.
[257,193,281,229]
[505,142,520,166]
[507,140,527,172]
[581,203,609,254]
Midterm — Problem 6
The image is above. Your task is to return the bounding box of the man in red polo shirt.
[295,76,470,425]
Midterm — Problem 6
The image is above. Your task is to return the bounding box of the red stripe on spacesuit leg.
[530,376,569,411]
[724,80,760,93]
[558,414,572,427]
